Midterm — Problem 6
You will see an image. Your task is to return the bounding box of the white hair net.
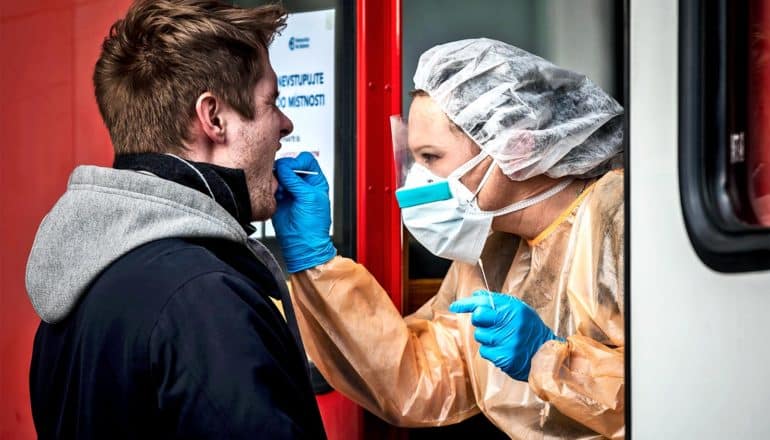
[413,38,624,180]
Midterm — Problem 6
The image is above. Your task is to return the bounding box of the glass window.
[402,0,623,292]
[679,0,770,272]
[234,0,356,263]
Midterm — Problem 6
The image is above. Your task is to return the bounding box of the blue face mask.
[395,151,573,264]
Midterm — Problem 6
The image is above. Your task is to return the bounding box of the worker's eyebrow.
[412,144,440,152]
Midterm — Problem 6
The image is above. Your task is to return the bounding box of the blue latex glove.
[449,290,564,381]
[272,152,336,273]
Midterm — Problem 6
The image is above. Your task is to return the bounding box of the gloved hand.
[449,290,564,381]
[272,152,336,273]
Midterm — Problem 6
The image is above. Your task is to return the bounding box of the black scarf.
[114,153,256,235]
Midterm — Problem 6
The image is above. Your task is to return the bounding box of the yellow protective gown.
[290,171,624,439]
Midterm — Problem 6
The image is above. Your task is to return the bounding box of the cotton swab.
[477,258,495,310]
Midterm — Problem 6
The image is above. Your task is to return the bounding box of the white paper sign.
[257,9,336,238]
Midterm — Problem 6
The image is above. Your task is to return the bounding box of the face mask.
[395,151,573,264]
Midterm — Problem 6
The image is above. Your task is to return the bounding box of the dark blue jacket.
[27,156,326,439]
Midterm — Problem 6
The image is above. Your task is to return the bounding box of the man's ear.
[194,92,227,144]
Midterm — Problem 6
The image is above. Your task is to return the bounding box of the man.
[25,1,326,438]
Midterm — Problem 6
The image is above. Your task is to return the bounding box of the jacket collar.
[114,153,255,234]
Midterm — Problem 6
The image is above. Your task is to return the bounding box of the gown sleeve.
[289,257,481,427]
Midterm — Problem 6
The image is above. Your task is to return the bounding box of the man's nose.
[280,111,294,137]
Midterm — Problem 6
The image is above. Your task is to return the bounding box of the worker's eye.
[421,153,440,164]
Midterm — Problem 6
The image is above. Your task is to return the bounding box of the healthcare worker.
[273,38,624,439]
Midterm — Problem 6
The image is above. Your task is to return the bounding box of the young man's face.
[228,54,294,221]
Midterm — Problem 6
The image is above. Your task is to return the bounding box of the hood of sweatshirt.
[26,165,252,323]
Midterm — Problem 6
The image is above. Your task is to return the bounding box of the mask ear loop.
[489,178,574,216]
[449,149,490,181]
[449,149,494,203]
[471,157,497,200]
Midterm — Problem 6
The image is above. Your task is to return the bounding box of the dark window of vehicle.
[679,0,770,272]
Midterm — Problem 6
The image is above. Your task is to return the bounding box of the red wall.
[0,0,132,437]
[355,0,405,437]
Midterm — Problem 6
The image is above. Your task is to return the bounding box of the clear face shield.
[390,115,412,189]
[390,115,453,209]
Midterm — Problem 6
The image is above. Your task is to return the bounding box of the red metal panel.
[315,391,363,440]
[354,0,405,438]
[1,7,76,439]
[356,0,402,310]
[74,0,128,165]
[0,1,130,437]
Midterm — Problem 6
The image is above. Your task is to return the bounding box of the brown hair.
[409,89,428,98]
[409,89,462,134]
[94,0,286,154]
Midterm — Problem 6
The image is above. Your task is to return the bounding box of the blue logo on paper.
[288,36,310,51]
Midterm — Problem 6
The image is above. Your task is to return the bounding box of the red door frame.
[356,0,403,311]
